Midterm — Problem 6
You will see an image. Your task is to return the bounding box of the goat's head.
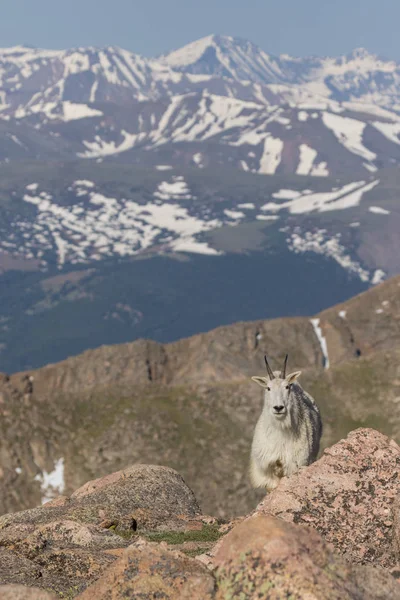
[251,355,301,420]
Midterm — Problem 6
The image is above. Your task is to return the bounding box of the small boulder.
[0,464,201,535]
[77,538,215,599]
[212,514,400,599]
[256,428,400,568]
[70,464,201,531]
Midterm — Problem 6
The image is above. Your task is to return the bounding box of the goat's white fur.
[250,367,322,491]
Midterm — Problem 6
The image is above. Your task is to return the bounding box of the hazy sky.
[2,0,400,60]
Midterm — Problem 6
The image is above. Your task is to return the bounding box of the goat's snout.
[273,405,285,414]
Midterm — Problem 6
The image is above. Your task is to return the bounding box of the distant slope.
[0,275,400,518]
[5,159,400,372]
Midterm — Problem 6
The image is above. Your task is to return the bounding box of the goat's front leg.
[250,459,280,491]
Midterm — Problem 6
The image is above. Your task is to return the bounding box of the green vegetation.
[145,524,223,544]
[54,586,80,599]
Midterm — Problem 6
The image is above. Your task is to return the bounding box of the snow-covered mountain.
[2,36,400,115]
[0,44,173,111]
[161,34,294,83]
[1,36,400,177]
[162,36,400,109]
[5,90,400,178]
[1,34,400,372]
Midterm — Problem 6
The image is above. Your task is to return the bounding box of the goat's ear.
[251,376,270,388]
[286,371,302,384]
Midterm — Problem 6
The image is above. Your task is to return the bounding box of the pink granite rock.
[256,428,400,568]
[212,514,400,599]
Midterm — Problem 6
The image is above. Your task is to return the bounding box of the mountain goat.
[250,354,322,491]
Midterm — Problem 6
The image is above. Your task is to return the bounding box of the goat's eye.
[286,385,290,390]
[267,386,271,391]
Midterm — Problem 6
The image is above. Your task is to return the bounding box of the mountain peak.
[350,47,375,59]
[162,34,220,68]
[161,34,290,84]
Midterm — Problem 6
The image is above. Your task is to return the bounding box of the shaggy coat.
[250,367,322,491]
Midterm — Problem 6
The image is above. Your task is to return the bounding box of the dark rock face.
[256,428,400,569]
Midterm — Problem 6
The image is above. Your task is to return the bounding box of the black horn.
[281,354,288,379]
[264,355,275,380]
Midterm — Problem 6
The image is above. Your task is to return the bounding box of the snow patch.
[73,180,95,188]
[310,318,329,369]
[311,161,329,176]
[298,111,308,122]
[170,237,220,255]
[17,101,102,122]
[154,177,192,200]
[224,209,245,220]
[34,458,65,505]
[369,206,390,215]
[19,184,223,265]
[192,152,204,167]
[62,102,103,121]
[273,189,301,200]
[296,144,317,175]
[263,180,379,215]
[322,112,376,162]
[288,228,370,282]
[259,135,283,174]
[372,121,400,145]
[79,130,142,158]
[371,269,386,284]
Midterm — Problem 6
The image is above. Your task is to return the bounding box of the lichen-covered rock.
[0,464,201,536]
[0,549,43,588]
[255,428,400,568]
[0,464,203,597]
[69,464,201,530]
[212,515,400,600]
[0,585,58,599]
[0,526,118,597]
[77,538,215,599]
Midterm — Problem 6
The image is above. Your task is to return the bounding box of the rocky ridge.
[2,275,400,519]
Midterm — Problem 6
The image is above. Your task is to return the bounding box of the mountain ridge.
[1,275,400,517]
